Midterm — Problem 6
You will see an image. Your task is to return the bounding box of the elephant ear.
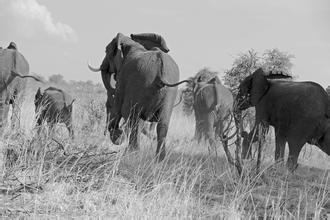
[250,68,269,105]
[113,33,124,74]
[207,77,224,109]
[130,33,170,53]
[104,33,124,75]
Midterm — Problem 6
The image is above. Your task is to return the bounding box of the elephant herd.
[1,32,329,172]
[0,43,75,137]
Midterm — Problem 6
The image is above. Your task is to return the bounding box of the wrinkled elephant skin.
[193,76,234,146]
[34,87,75,138]
[236,68,330,171]
[89,33,181,161]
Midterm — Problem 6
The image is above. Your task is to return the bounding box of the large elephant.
[88,33,187,161]
[34,87,75,137]
[236,68,330,170]
[0,42,42,133]
[192,76,234,146]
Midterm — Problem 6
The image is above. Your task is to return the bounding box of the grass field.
[0,81,329,219]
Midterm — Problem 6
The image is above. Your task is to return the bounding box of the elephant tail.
[11,71,43,82]
[161,79,191,87]
[156,52,191,87]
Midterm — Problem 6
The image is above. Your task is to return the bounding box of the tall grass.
[0,82,329,219]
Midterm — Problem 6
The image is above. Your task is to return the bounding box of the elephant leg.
[65,118,74,140]
[275,130,286,162]
[10,101,18,130]
[141,122,150,138]
[205,114,217,156]
[287,140,304,172]
[0,102,10,133]
[142,122,156,139]
[10,90,24,131]
[316,123,330,155]
[128,116,141,151]
[241,131,253,159]
[48,122,55,137]
[194,110,204,142]
[35,116,43,135]
[195,122,203,142]
[245,126,258,159]
[156,121,169,161]
[104,100,111,136]
[215,119,224,140]
[149,122,157,139]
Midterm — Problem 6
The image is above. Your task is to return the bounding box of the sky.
[0,0,330,87]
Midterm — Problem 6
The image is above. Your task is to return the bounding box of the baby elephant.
[34,87,75,138]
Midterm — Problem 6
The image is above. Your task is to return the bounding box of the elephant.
[0,42,42,133]
[34,87,75,138]
[236,68,330,171]
[88,33,188,161]
[192,76,234,147]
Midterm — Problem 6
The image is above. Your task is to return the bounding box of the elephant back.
[43,87,73,109]
[131,33,170,53]
[0,49,29,90]
[215,83,234,112]
[194,82,233,118]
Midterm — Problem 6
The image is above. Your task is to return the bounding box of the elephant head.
[236,68,292,111]
[87,33,133,143]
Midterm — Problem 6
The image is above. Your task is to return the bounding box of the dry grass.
[0,81,329,219]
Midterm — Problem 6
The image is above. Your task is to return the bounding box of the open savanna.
[0,80,329,219]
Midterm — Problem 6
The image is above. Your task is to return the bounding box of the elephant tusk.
[110,74,116,89]
[87,61,101,72]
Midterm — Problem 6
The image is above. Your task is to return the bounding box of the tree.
[262,48,295,76]
[223,48,295,90]
[48,74,65,84]
[223,49,260,89]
